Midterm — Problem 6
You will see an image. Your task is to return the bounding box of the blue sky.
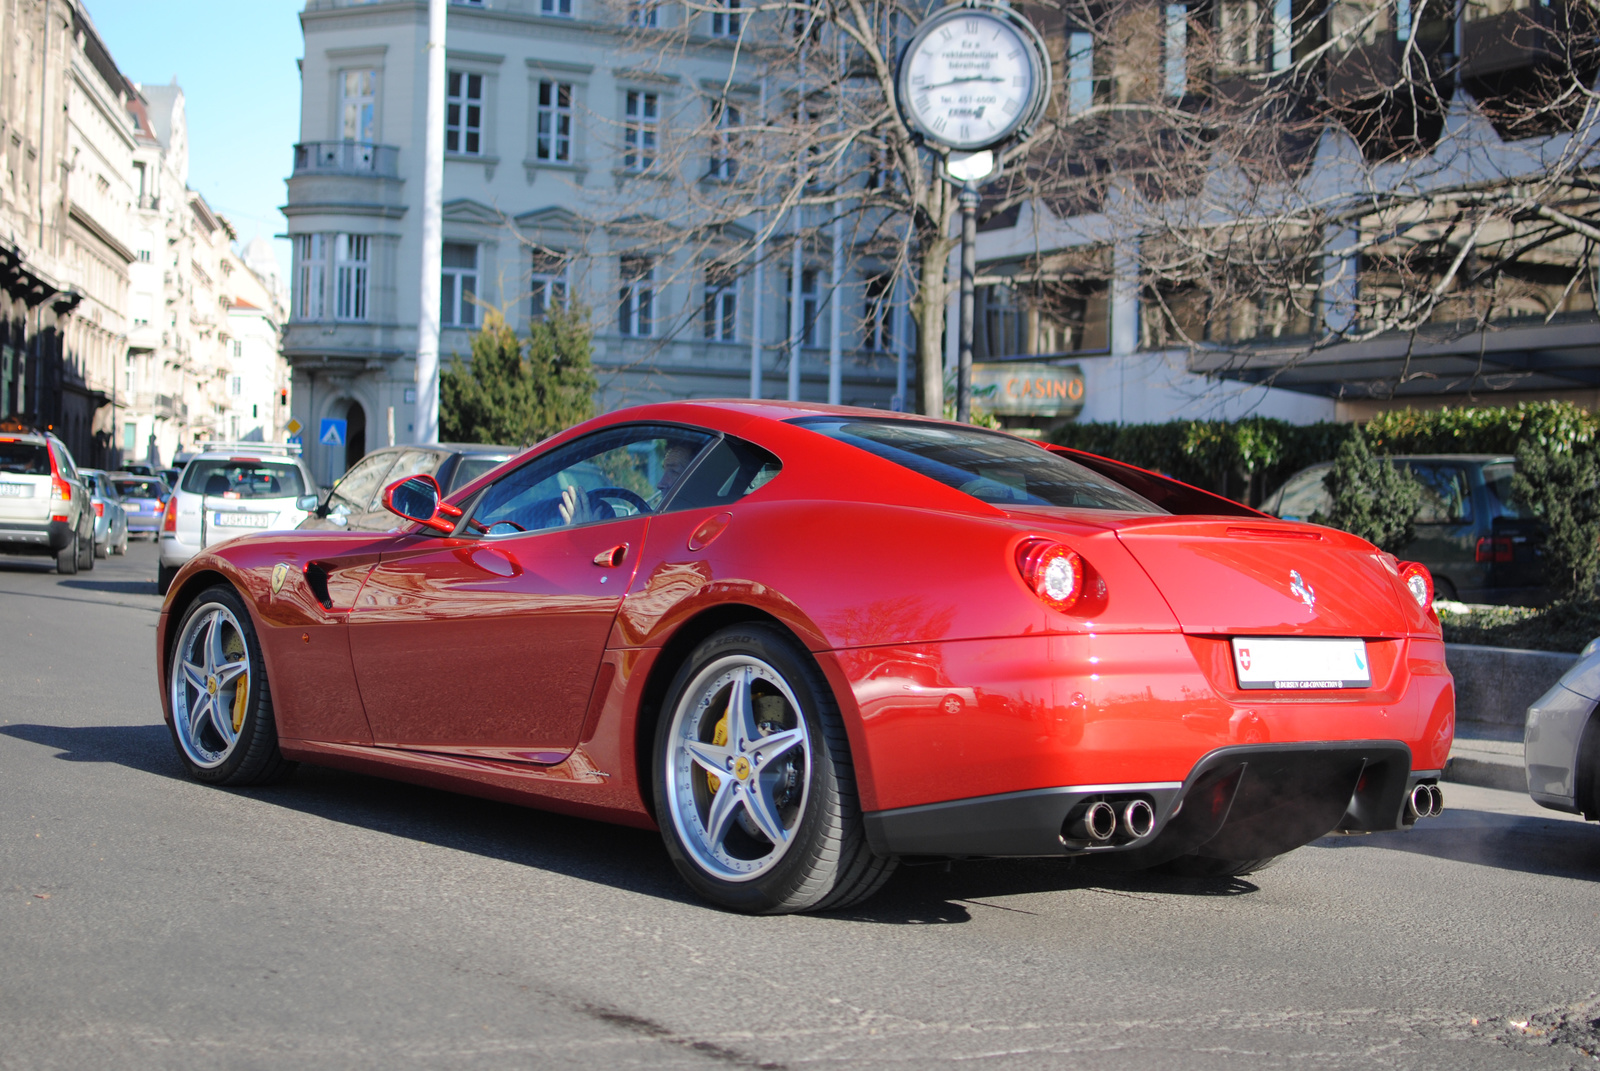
[87,1,305,278]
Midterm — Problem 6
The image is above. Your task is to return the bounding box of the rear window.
[0,441,49,476]
[793,418,1162,513]
[1481,462,1530,520]
[182,459,306,498]
[114,479,167,499]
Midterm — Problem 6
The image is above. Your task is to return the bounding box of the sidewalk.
[1443,723,1526,793]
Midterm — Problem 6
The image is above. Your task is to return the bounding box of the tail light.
[93,501,104,517]
[1016,539,1085,611]
[1475,537,1514,564]
[48,475,72,522]
[1397,561,1433,608]
[162,495,178,533]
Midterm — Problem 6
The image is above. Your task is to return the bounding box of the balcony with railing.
[1461,0,1600,138]
[292,141,401,178]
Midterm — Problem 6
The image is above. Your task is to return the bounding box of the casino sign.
[970,362,1085,418]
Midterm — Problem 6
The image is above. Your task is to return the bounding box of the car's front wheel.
[653,623,895,914]
[167,585,294,785]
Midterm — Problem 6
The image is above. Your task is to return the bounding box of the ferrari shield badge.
[271,562,291,595]
[1289,569,1315,611]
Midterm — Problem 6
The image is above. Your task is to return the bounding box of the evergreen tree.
[1313,425,1422,554]
[1512,440,1600,598]
[441,305,597,446]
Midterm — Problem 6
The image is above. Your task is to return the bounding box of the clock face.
[899,10,1040,151]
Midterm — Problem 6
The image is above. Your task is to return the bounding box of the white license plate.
[1231,638,1370,690]
[0,483,29,497]
[214,512,271,528]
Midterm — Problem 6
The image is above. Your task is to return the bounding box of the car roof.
[186,449,309,464]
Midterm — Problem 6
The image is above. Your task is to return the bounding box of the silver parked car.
[1525,638,1600,822]
[80,469,130,558]
[0,420,96,574]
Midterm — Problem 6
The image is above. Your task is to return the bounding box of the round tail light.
[1016,539,1085,611]
[1398,561,1433,608]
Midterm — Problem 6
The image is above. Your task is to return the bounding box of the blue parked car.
[110,473,170,540]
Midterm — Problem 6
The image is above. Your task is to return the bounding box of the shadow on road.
[59,579,158,596]
[0,719,1266,920]
[1319,809,1600,881]
[0,557,55,574]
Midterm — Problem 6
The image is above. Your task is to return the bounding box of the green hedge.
[1049,402,1600,505]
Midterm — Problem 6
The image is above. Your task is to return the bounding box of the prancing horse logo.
[1289,569,1315,610]
[271,562,290,595]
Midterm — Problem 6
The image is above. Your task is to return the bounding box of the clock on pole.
[895,2,1050,423]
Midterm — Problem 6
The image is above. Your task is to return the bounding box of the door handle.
[593,543,629,568]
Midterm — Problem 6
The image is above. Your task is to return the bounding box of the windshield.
[182,459,306,499]
[0,441,50,476]
[114,478,167,499]
[792,418,1162,513]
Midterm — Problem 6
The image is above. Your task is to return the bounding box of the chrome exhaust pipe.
[1407,783,1433,820]
[1428,784,1444,817]
[1065,800,1118,843]
[1122,799,1155,839]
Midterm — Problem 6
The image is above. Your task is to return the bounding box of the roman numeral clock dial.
[895,4,1048,153]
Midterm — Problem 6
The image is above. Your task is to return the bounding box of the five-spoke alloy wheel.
[168,585,293,785]
[654,624,895,914]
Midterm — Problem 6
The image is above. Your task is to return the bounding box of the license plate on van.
[214,512,270,528]
[1231,638,1370,690]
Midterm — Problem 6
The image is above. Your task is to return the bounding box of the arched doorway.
[344,399,367,474]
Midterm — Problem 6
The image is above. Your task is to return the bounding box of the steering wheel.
[588,486,651,515]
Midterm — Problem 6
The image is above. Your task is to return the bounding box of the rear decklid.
[1111,517,1410,636]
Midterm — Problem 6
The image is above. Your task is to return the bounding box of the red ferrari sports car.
[157,401,1454,913]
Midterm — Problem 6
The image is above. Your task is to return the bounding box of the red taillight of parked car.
[1474,537,1514,564]
[93,501,104,517]
[1397,561,1433,608]
[48,474,72,522]
[162,495,178,533]
[1016,539,1086,611]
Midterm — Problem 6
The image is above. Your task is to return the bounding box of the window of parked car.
[114,478,167,499]
[1481,462,1530,519]
[182,459,307,499]
[448,454,512,491]
[1403,463,1472,524]
[327,451,399,512]
[467,425,730,535]
[0,441,50,475]
[792,418,1162,513]
[1271,464,1332,521]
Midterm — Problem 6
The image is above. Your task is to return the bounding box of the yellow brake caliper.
[704,710,729,794]
[226,633,249,732]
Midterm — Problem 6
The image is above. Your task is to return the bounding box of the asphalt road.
[3,540,1600,1070]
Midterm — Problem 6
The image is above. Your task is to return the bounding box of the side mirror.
[295,494,319,512]
[382,474,454,532]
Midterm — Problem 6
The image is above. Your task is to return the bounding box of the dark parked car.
[298,442,519,532]
[1261,454,1543,604]
[111,474,170,539]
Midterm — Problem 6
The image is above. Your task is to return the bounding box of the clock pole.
[957,183,979,424]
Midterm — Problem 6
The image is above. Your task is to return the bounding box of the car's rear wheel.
[114,527,128,555]
[55,532,78,575]
[93,532,108,558]
[167,585,294,785]
[77,521,94,571]
[653,623,895,914]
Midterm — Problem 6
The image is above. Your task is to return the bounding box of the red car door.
[348,518,647,759]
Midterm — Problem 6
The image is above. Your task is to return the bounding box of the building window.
[864,274,894,352]
[340,70,377,143]
[1272,0,1293,65]
[629,0,658,26]
[704,267,737,341]
[446,72,483,155]
[231,416,241,440]
[541,0,573,16]
[787,268,819,347]
[123,421,136,453]
[708,101,740,181]
[230,375,243,396]
[335,235,370,321]
[623,91,658,172]
[137,249,151,263]
[710,0,741,36]
[618,255,654,337]
[1164,5,1188,98]
[232,340,243,357]
[1066,32,1094,114]
[531,250,569,319]
[536,81,573,162]
[441,242,479,327]
[451,0,484,5]
[295,234,329,320]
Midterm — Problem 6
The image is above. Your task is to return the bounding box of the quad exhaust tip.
[1408,783,1444,820]
[1122,799,1155,839]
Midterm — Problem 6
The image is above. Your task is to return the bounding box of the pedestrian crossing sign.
[319,419,346,446]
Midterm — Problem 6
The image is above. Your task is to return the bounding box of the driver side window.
[469,424,712,536]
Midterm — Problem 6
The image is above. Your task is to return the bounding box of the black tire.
[166,584,295,786]
[94,533,108,559]
[56,532,79,575]
[1159,853,1280,878]
[78,522,94,571]
[157,564,177,596]
[652,623,896,914]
